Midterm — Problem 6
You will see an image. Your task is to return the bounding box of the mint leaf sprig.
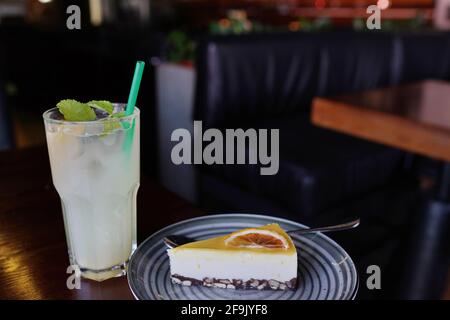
[56,99,124,121]
[57,100,96,121]
[87,100,114,115]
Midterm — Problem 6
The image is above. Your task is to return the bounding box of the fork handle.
[287,218,360,235]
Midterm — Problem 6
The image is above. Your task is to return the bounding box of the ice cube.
[45,123,57,133]
[94,108,110,120]
[100,131,117,147]
[50,110,65,121]
[84,123,104,136]
[63,124,85,136]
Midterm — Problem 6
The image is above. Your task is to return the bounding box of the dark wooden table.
[312,80,450,162]
[0,146,202,300]
[312,80,450,299]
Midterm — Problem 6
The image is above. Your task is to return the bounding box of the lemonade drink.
[43,103,139,281]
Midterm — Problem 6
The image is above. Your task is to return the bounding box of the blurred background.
[0,0,449,300]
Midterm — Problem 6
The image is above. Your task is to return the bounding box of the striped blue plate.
[127,214,358,300]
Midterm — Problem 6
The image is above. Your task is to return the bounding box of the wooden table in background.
[312,80,450,162]
[312,80,450,299]
[0,147,202,300]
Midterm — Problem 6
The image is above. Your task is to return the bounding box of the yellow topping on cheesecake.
[171,223,296,254]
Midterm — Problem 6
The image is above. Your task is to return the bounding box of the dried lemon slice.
[224,228,289,249]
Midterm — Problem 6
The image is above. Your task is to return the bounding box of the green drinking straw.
[126,61,145,116]
[123,61,145,153]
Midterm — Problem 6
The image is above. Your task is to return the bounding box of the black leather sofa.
[0,88,12,151]
[193,31,450,299]
[194,31,448,218]
[0,47,12,151]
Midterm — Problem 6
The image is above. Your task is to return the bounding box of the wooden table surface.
[312,80,450,162]
[0,146,202,300]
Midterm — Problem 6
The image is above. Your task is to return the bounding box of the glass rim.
[42,105,140,125]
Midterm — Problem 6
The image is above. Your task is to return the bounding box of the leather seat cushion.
[201,115,405,217]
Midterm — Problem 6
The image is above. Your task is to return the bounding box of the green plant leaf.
[88,100,114,114]
[57,99,96,121]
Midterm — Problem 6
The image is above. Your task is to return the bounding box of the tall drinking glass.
[43,104,140,281]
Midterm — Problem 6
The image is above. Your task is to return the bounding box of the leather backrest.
[0,42,12,151]
[0,83,12,151]
[195,33,322,128]
[195,31,449,127]
[396,32,450,83]
[318,31,402,97]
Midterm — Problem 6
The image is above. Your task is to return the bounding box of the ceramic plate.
[127,214,358,300]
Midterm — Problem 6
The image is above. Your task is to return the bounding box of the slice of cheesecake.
[167,223,297,290]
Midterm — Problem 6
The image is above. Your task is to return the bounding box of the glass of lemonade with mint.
[43,100,140,281]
